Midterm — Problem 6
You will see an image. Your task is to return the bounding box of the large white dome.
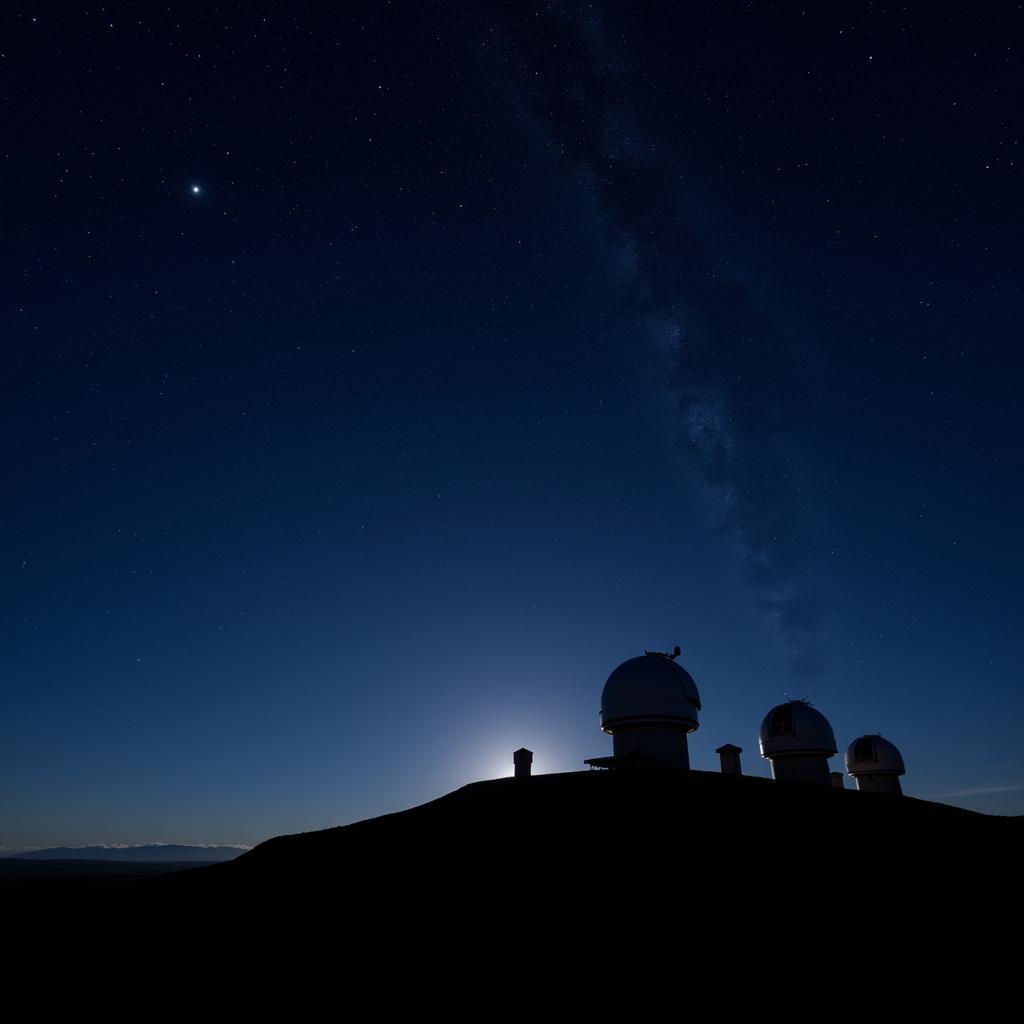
[600,654,701,735]
[758,701,836,758]
[845,735,905,776]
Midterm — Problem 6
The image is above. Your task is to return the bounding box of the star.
[191,184,202,195]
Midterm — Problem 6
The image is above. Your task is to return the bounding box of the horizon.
[4,4,1023,851]
[1,842,252,856]
[7,749,1023,853]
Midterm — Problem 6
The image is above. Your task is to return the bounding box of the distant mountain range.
[8,844,247,862]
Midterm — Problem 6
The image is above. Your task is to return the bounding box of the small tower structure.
[513,747,533,780]
[716,743,743,776]
[758,700,836,785]
[599,648,700,769]
[845,735,905,795]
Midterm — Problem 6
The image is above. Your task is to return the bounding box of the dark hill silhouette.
[7,770,1021,980]
[159,769,1020,928]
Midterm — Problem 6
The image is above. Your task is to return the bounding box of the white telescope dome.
[758,700,837,759]
[600,653,701,735]
[845,735,905,776]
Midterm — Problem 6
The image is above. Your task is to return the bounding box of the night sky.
[4,3,1023,851]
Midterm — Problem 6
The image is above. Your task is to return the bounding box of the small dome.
[758,700,837,759]
[600,654,701,735]
[845,735,905,776]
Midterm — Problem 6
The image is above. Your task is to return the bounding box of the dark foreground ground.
[7,769,1021,979]
[0,859,221,881]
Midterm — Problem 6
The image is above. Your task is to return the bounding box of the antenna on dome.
[643,645,682,660]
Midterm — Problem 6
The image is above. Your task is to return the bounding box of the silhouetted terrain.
[8,771,1021,951]
[0,858,223,879]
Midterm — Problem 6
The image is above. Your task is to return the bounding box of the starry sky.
[4,3,1023,850]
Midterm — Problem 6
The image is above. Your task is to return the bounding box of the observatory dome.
[758,701,837,759]
[600,654,701,735]
[845,735,905,776]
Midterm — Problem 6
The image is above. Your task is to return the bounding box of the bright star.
[191,184,201,195]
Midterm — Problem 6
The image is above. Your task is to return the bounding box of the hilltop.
[6,767,1021,972]
[161,769,1020,922]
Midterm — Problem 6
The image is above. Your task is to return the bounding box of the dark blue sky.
[4,3,1023,850]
